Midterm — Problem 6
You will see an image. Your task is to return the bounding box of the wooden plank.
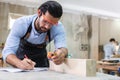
[97,64,119,71]
[49,58,96,77]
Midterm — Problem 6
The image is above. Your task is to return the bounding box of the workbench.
[0,69,119,80]
[97,60,120,76]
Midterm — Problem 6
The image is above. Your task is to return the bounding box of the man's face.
[37,11,59,33]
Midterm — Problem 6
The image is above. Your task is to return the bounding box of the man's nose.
[44,24,51,29]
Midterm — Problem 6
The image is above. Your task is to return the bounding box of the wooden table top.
[97,61,120,71]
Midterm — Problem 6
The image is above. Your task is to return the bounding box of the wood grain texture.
[49,59,96,77]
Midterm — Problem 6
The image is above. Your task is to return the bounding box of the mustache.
[37,22,48,33]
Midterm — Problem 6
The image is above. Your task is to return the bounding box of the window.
[9,17,15,30]
[8,13,25,30]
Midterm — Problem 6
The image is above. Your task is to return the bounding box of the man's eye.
[43,20,47,23]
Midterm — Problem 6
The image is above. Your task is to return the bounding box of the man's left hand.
[51,48,67,65]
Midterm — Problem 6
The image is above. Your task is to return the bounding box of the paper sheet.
[0,67,48,73]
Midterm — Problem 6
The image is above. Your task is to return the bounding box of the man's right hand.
[16,58,36,70]
[6,54,36,70]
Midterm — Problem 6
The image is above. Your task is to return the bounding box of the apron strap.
[47,30,51,42]
[21,22,51,42]
[21,23,32,39]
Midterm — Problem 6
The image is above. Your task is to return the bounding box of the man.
[2,1,68,70]
[103,38,115,59]
[114,41,120,55]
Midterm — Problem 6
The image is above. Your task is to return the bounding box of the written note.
[0,67,48,73]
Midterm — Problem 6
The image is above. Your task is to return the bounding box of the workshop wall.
[1,2,120,60]
[0,2,35,43]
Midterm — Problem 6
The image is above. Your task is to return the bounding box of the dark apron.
[16,23,50,67]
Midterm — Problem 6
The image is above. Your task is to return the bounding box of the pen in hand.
[24,54,32,64]
[24,54,36,67]
[24,54,28,59]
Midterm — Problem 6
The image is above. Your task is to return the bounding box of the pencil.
[24,54,28,59]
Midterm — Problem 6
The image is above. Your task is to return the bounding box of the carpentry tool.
[47,52,57,59]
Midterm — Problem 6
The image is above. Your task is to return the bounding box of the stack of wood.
[112,54,120,58]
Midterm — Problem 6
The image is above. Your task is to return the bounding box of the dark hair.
[109,38,115,42]
[38,1,63,18]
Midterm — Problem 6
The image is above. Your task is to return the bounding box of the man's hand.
[48,48,68,65]
[16,58,36,70]
[6,54,36,70]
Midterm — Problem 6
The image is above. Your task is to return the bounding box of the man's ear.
[37,9,41,17]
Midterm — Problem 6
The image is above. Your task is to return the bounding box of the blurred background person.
[103,38,116,59]
[113,41,120,55]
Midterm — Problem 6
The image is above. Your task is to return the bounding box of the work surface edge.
[0,69,119,80]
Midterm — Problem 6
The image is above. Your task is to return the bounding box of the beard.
[37,21,48,33]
